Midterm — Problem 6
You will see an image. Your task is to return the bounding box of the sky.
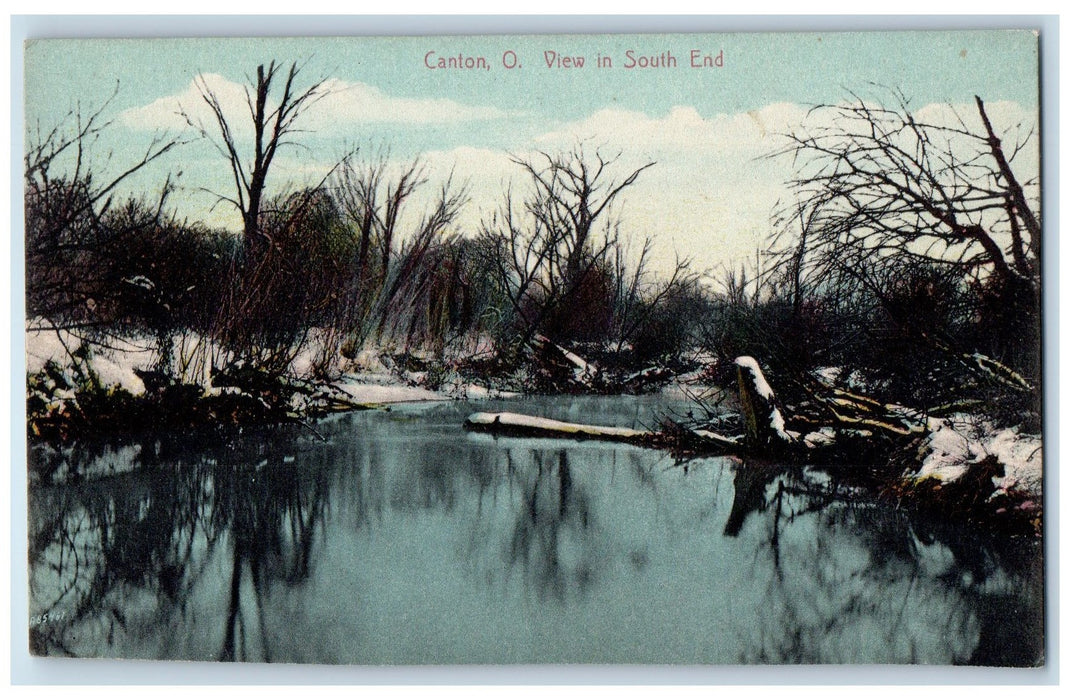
[23,30,1041,277]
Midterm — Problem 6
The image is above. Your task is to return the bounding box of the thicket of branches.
[474,146,700,370]
[700,88,1041,426]
[25,64,707,393]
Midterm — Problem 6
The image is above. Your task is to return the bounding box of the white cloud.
[119,74,512,132]
[535,103,808,157]
[914,99,1035,133]
[120,73,248,132]
[315,104,813,277]
[529,103,812,274]
[392,146,522,239]
[525,98,1037,276]
[914,99,1039,177]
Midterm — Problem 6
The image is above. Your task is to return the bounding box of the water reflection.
[29,426,330,662]
[27,397,1043,665]
[721,462,1043,665]
[505,450,595,602]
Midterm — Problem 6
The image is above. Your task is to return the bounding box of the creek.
[27,395,1043,665]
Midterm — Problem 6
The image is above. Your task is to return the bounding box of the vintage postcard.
[23,28,1044,667]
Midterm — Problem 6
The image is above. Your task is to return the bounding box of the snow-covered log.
[465,411,650,443]
[465,411,746,451]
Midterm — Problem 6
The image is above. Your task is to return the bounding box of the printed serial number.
[29,611,68,626]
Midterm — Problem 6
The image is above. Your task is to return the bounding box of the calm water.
[27,396,1043,665]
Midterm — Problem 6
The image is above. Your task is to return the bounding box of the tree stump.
[734,356,795,454]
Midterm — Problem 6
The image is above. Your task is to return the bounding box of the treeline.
[25,71,703,393]
[26,66,1041,435]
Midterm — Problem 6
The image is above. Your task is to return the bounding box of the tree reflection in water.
[719,460,1043,666]
[27,403,1043,665]
[28,427,330,661]
[506,449,594,601]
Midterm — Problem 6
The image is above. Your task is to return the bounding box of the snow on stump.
[734,356,796,454]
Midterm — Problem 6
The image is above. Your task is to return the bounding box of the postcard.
[22,28,1044,668]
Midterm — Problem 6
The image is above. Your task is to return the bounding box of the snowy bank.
[334,373,445,405]
[27,328,156,395]
[917,414,1042,495]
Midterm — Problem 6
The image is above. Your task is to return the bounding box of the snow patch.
[814,366,842,385]
[334,375,444,404]
[768,406,791,441]
[26,328,153,395]
[802,427,838,449]
[917,414,1042,494]
[734,356,774,400]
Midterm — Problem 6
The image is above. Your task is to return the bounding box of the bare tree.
[514,148,654,282]
[331,154,470,352]
[26,86,182,329]
[332,153,424,293]
[769,88,1041,386]
[368,176,469,347]
[479,146,654,350]
[772,88,1039,296]
[608,237,698,362]
[185,60,327,257]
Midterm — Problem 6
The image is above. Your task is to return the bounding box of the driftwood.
[465,411,650,443]
[529,334,599,390]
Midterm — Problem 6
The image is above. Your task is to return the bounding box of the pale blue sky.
[25,32,1039,125]
[23,30,1041,273]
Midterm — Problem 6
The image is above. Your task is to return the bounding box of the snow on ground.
[801,426,838,449]
[348,348,394,374]
[334,373,444,404]
[813,366,876,393]
[26,327,154,395]
[460,383,491,399]
[288,329,339,378]
[917,414,1042,495]
[333,371,520,405]
[26,324,225,390]
[25,322,519,411]
[440,381,521,401]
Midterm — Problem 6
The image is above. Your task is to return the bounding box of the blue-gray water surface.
[27,395,1043,665]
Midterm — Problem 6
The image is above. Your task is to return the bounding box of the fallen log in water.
[464,411,744,451]
[465,411,651,443]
